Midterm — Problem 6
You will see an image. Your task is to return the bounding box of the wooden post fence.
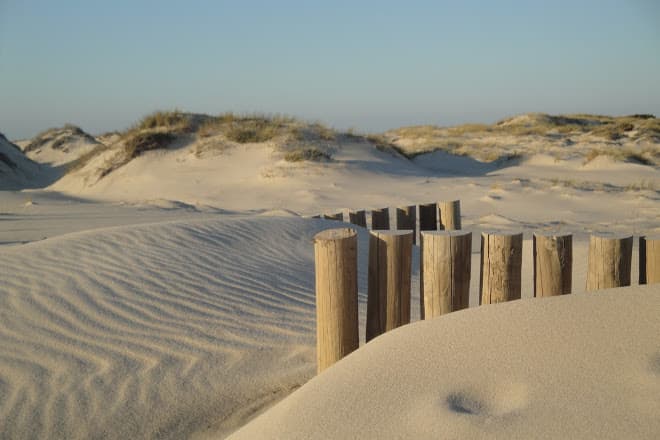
[419,203,437,232]
[586,234,633,291]
[371,207,390,230]
[314,228,359,373]
[480,231,523,304]
[438,200,461,230]
[533,233,572,297]
[366,230,413,342]
[396,205,417,244]
[323,212,343,221]
[421,230,471,318]
[348,210,367,228]
[640,235,660,285]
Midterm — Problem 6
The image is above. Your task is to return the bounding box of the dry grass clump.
[583,146,658,166]
[197,113,298,143]
[124,132,175,159]
[130,110,194,134]
[66,145,109,173]
[283,147,332,162]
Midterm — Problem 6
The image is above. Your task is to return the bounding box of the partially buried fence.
[312,200,659,373]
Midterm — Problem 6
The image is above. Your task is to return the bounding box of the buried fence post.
[419,203,438,232]
[640,235,660,285]
[586,234,633,291]
[348,210,367,228]
[533,233,572,297]
[396,205,417,244]
[421,231,472,318]
[438,200,461,230]
[323,212,343,221]
[314,228,359,373]
[479,231,523,304]
[366,230,413,342]
[371,207,390,230]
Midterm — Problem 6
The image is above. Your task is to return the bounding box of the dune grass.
[283,147,332,162]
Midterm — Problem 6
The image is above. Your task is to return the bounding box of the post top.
[590,232,633,240]
[641,234,660,241]
[533,231,573,238]
[314,228,357,242]
[481,230,523,238]
[421,230,471,238]
[370,229,414,237]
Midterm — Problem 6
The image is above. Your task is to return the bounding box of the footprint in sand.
[445,383,529,419]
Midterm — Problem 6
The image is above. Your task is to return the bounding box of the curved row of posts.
[313,201,660,373]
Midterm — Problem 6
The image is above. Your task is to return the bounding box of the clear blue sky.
[1,0,659,139]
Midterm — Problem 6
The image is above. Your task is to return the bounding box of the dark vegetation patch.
[283,147,332,162]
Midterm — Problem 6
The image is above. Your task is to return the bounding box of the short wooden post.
[586,234,633,291]
[421,231,471,318]
[479,231,523,304]
[419,203,437,232]
[314,228,359,373]
[640,236,660,285]
[438,200,461,230]
[533,233,572,297]
[348,210,367,228]
[371,207,390,230]
[366,230,413,342]
[323,212,343,221]
[396,205,417,244]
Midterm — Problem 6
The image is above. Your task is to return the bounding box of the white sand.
[230,285,660,440]
[0,123,658,438]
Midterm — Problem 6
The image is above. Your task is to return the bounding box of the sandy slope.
[230,285,660,440]
[0,216,334,439]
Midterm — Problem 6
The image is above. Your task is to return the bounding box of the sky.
[0,0,659,139]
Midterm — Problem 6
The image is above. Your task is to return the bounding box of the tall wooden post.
[323,212,343,221]
[348,210,367,228]
[421,231,471,318]
[396,205,417,244]
[480,232,523,304]
[586,234,633,291]
[419,203,437,232]
[371,207,390,230]
[366,230,413,342]
[533,233,572,297]
[438,200,461,230]
[640,236,660,285]
[314,228,359,373]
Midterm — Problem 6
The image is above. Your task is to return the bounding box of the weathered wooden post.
[438,200,461,230]
[480,231,523,304]
[396,205,417,244]
[533,232,572,297]
[314,228,359,373]
[323,212,343,221]
[421,230,471,318]
[366,230,413,342]
[348,210,367,228]
[419,203,437,232]
[371,207,390,230]
[640,235,660,285]
[586,234,633,291]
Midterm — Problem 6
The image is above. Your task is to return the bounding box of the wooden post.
[438,200,461,230]
[640,236,660,285]
[479,231,523,304]
[421,231,471,318]
[366,230,413,342]
[586,234,633,291]
[419,203,437,232]
[371,207,390,230]
[396,205,417,244]
[314,228,359,373]
[348,210,367,228]
[323,212,343,221]
[533,233,572,297]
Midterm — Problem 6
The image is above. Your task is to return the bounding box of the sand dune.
[230,285,660,440]
[0,216,339,439]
